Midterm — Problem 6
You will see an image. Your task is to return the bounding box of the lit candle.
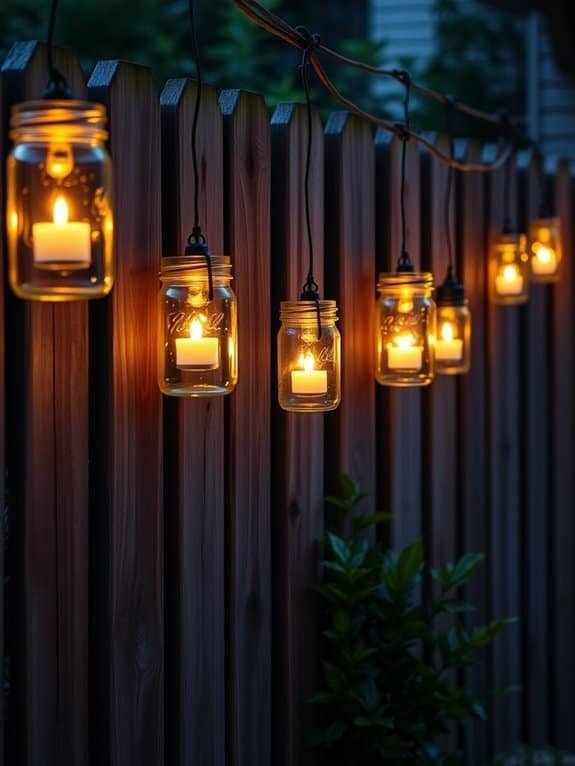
[531,244,558,276]
[176,317,219,370]
[291,352,327,395]
[435,321,463,361]
[32,195,91,269]
[495,263,524,296]
[387,333,423,371]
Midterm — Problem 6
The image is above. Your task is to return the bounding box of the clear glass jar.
[158,255,238,397]
[489,233,529,305]
[435,303,471,375]
[278,300,341,412]
[6,100,113,301]
[375,272,436,387]
[528,216,562,283]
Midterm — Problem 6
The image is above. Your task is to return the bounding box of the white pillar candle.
[291,353,327,394]
[436,321,463,361]
[387,334,423,371]
[32,196,91,269]
[531,245,557,276]
[176,318,219,370]
[495,264,524,296]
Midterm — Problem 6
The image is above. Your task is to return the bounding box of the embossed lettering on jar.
[375,272,436,387]
[158,255,238,397]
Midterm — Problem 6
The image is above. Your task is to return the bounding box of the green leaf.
[322,561,346,575]
[437,599,475,614]
[360,677,381,709]
[355,512,394,529]
[323,720,348,745]
[308,691,333,705]
[398,538,424,583]
[327,532,350,565]
[339,473,359,500]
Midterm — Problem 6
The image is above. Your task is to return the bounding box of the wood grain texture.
[517,149,550,747]
[483,146,522,752]
[270,103,324,766]
[1,41,89,766]
[160,78,225,766]
[455,139,489,766]
[420,134,457,570]
[374,130,423,546]
[550,158,575,750]
[87,61,163,766]
[324,113,375,512]
[220,89,271,766]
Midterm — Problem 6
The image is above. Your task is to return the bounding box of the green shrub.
[310,475,517,765]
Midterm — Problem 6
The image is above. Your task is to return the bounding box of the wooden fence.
[1,41,574,766]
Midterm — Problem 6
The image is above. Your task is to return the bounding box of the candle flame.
[502,264,519,282]
[53,196,69,225]
[300,352,315,372]
[535,245,554,265]
[190,317,204,340]
[441,321,454,342]
[394,333,416,349]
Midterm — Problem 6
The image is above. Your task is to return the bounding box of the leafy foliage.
[409,0,525,138]
[311,474,517,765]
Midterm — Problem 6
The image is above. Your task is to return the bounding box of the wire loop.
[231,0,520,172]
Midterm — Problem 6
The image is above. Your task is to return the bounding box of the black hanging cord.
[443,97,456,276]
[184,0,213,301]
[44,0,71,99]
[500,113,513,234]
[396,71,413,272]
[297,27,322,339]
[188,0,203,242]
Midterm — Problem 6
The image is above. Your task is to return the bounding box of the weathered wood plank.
[483,146,522,752]
[270,102,324,766]
[87,61,163,765]
[219,89,271,766]
[517,148,550,748]
[420,133,457,569]
[455,139,489,766]
[1,41,88,766]
[324,112,375,511]
[374,130,423,546]
[160,77,225,766]
[550,158,575,750]
[420,132,458,756]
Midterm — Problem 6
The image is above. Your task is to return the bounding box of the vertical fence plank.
[484,146,522,752]
[420,132,458,755]
[219,89,271,766]
[374,131,423,545]
[420,134,457,569]
[1,41,88,766]
[517,149,550,747]
[87,61,163,765]
[270,103,324,766]
[455,139,489,766]
[324,113,375,509]
[160,79,225,766]
[550,158,575,751]
[0,72,4,763]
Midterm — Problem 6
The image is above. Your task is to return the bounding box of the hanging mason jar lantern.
[278,301,340,412]
[489,232,529,305]
[158,250,237,397]
[6,99,113,301]
[434,271,471,375]
[375,271,436,387]
[527,216,562,283]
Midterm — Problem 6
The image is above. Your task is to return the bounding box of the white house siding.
[370,2,575,158]
[527,12,575,160]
